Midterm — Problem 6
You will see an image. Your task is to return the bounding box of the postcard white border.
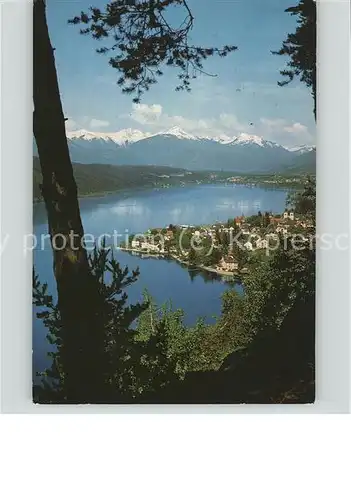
[0,0,350,413]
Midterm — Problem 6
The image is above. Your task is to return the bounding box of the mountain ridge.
[67,126,310,149]
[35,127,315,173]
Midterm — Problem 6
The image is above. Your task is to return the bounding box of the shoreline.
[118,246,243,279]
[33,185,157,205]
[33,178,303,205]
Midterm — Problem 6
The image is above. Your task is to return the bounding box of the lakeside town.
[120,209,315,278]
[151,172,314,191]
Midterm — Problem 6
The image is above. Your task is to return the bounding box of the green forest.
[33,155,312,202]
[33,156,233,201]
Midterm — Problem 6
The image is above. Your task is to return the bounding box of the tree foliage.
[163,240,315,403]
[159,184,316,403]
[69,0,237,102]
[286,176,316,219]
[33,245,147,403]
[272,0,316,118]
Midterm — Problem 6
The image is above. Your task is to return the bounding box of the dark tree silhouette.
[33,0,237,401]
[33,247,146,403]
[34,0,106,401]
[272,0,316,119]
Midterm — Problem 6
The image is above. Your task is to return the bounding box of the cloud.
[218,113,246,131]
[257,118,314,146]
[65,118,78,131]
[64,116,111,132]
[260,118,286,129]
[89,118,110,129]
[130,104,163,124]
[125,102,314,146]
[127,103,249,138]
[283,122,308,134]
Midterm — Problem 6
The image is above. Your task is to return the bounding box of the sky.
[46,0,316,147]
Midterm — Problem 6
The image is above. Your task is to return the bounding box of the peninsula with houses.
[119,209,314,279]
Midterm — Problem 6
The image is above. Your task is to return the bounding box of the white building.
[256,239,269,249]
[244,241,253,251]
[276,226,288,235]
[283,211,295,221]
[141,242,160,252]
[218,257,239,272]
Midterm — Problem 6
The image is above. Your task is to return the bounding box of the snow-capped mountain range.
[67,126,293,148]
[60,126,315,173]
[286,145,316,155]
[67,128,153,146]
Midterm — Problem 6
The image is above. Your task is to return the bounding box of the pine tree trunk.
[33,0,105,402]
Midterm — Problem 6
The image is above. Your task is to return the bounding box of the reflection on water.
[34,184,288,233]
[186,266,240,286]
[33,184,289,374]
[110,203,149,217]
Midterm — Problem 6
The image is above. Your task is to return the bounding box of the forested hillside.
[33,157,224,201]
[283,150,316,174]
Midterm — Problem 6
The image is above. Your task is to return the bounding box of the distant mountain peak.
[197,133,234,144]
[66,127,311,153]
[62,126,314,173]
[110,128,153,145]
[287,145,316,154]
[67,129,105,141]
[160,126,198,141]
[228,133,280,148]
[66,128,151,145]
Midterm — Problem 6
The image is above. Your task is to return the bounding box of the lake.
[33,183,289,374]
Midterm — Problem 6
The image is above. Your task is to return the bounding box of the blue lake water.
[33,183,289,374]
